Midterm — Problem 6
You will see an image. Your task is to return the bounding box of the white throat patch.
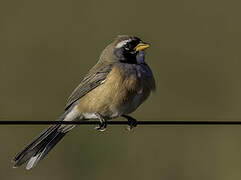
[115,39,132,48]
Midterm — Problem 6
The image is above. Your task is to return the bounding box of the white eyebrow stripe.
[115,39,132,48]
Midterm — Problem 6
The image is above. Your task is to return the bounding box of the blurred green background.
[1,0,241,179]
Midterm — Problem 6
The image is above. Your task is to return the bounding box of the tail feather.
[13,125,59,163]
[26,131,66,170]
[13,105,79,169]
[13,124,66,169]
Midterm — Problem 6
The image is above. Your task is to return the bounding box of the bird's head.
[100,35,150,64]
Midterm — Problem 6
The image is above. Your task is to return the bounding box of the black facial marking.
[114,37,142,64]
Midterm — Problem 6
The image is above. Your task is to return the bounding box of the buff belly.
[75,64,152,119]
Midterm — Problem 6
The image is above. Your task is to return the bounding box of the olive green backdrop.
[1,0,241,179]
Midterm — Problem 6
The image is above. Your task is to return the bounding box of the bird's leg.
[122,115,138,131]
[94,113,107,132]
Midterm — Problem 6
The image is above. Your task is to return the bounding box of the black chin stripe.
[119,59,137,64]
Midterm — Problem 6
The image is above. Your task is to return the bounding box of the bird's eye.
[124,44,130,51]
[124,46,130,51]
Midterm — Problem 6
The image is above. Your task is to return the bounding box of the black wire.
[0,120,241,125]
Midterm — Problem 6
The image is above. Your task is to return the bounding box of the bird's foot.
[122,115,138,131]
[94,113,107,132]
[94,122,107,132]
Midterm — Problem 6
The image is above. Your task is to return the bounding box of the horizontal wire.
[0,120,241,125]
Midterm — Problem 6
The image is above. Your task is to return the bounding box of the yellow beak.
[134,42,150,52]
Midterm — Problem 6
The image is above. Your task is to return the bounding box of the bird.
[12,35,156,170]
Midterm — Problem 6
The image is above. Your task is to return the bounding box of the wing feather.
[65,64,113,110]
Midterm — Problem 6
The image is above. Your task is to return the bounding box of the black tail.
[12,124,67,169]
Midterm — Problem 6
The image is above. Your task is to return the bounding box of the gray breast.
[136,51,154,78]
[136,51,146,64]
[118,52,154,79]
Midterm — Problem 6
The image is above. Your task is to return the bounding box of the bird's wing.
[65,63,113,110]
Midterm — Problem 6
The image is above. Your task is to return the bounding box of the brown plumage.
[76,63,155,117]
[12,35,156,170]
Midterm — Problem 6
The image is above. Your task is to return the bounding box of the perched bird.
[12,35,156,169]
